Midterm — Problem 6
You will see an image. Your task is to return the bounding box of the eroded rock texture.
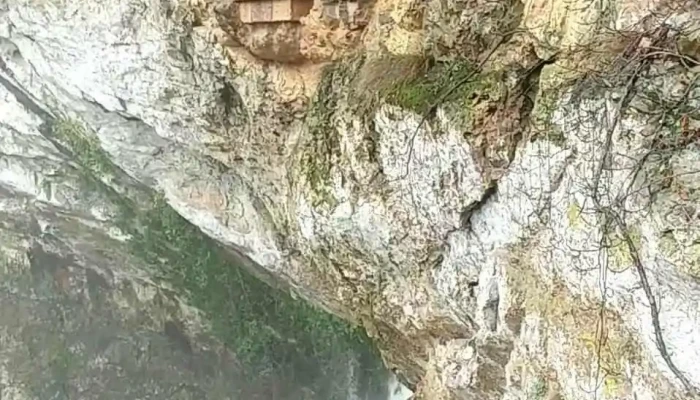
[1,0,700,399]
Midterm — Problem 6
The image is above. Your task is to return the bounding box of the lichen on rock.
[3,0,700,399]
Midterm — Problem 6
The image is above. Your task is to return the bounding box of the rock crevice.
[2,0,700,399]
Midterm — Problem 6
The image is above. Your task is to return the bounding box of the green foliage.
[300,56,500,204]
[659,231,700,279]
[298,56,500,208]
[134,194,355,357]
[352,55,504,124]
[300,62,352,209]
[528,378,547,400]
[532,85,567,144]
[49,342,78,383]
[567,200,582,229]
[367,57,510,136]
[129,194,385,396]
[52,119,115,177]
[384,60,478,114]
[604,375,622,398]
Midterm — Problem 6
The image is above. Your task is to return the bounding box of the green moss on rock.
[382,59,507,125]
[300,61,358,209]
[126,193,387,396]
[52,119,115,177]
[52,120,388,399]
[384,60,475,113]
[528,378,547,400]
[352,55,505,121]
[531,85,566,143]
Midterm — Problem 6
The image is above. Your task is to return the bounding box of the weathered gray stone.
[2,0,700,399]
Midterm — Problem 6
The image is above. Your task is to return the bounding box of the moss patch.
[130,195,384,382]
[300,61,360,209]
[528,62,590,145]
[383,60,476,114]
[603,374,623,398]
[531,84,566,144]
[681,243,700,279]
[133,198,387,397]
[353,55,505,121]
[528,378,547,400]
[351,55,429,113]
[52,120,388,399]
[49,119,137,226]
[52,119,115,177]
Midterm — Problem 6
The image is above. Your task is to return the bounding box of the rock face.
[0,195,243,400]
[2,0,700,399]
[0,58,395,399]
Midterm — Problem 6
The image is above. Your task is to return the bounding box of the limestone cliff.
[1,0,700,399]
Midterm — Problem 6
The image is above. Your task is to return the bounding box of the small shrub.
[352,55,504,117]
[385,60,477,114]
[51,119,114,177]
[528,378,547,400]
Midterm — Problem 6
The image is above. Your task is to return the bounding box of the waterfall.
[385,373,413,400]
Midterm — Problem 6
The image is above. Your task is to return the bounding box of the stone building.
[236,0,315,23]
[320,0,360,22]
[236,0,360,24]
